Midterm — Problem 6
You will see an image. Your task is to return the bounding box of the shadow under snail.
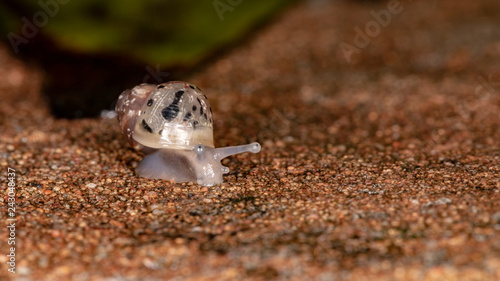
[115,81,261,186]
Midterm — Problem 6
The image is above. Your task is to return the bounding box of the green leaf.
[5,0,293,66]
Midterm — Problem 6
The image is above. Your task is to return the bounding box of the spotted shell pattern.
[116,81,262,186]
[117,82,214,150]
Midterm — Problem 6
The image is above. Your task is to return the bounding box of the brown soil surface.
[1,0,499,280]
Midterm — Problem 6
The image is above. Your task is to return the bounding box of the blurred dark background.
[0,0,294,118]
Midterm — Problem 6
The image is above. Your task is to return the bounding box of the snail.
[115,81,261,186]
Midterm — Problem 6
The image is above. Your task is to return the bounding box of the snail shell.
[116,81,261,186]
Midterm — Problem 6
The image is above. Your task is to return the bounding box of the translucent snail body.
[116,81,261,186]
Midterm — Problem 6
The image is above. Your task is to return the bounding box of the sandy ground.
[1,0,499,280]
